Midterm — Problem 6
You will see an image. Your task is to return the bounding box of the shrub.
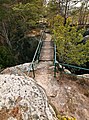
[0,46,15,68]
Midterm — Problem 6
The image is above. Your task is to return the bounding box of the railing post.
[27,30,44,78]
[54,63,56,77]
[32,63,35,78]
[54,44,56,77]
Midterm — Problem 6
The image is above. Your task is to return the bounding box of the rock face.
[0,74,57,120]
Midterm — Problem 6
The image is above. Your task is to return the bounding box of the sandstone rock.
[1,63,31,75]
[64,69,71,74]
[35,61,89,120]
[77,74,89,79]
[0,74,57,120]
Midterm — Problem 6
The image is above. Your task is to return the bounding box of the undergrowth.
[50,102,76,120]
[57,114,76,120]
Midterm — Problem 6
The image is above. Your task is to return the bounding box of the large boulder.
[0,74,57,120]
[1,63,31,75]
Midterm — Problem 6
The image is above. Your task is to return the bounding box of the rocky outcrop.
[35,61,89,120]
[0,74,57,120]
[77,74,89,79]
[1,63,31,75]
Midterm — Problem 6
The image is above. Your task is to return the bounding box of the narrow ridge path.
[35,33,58,97]
[39,33,54,61]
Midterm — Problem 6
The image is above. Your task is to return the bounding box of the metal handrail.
[54,44,57,77]
[27,31,44,78]
[59,63,89,71]
[54,43,89,78]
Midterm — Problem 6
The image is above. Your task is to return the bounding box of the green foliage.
[0,46,15,68]
[48,15,64,29]
[57,114,76,120]
[12,1,44,28]
[46,0,59,28]
[0,0,11,4]
[0,0,45,68]
[46,0,89,66]
[53,16,89,66]
[47,0,58,16]
[0,0,15,20]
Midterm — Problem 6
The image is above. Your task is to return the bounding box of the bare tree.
[78,0,89,26]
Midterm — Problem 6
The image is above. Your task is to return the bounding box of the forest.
[47,0,89,73]
[0,0,89,72]
[0,0,44,69]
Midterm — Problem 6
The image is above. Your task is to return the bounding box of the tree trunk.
[64,0,68,26]
[2,21,12,49]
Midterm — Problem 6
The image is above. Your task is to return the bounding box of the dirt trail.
[35,33,89,120]
[39,33,54,61]
[35,33,57,96]
[1,33,89,120]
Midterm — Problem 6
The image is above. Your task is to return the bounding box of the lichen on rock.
[0,74,57,120]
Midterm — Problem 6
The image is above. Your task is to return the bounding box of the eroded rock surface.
[35,61,89,120]
[0,74,57,120]
[1,63,31,75]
